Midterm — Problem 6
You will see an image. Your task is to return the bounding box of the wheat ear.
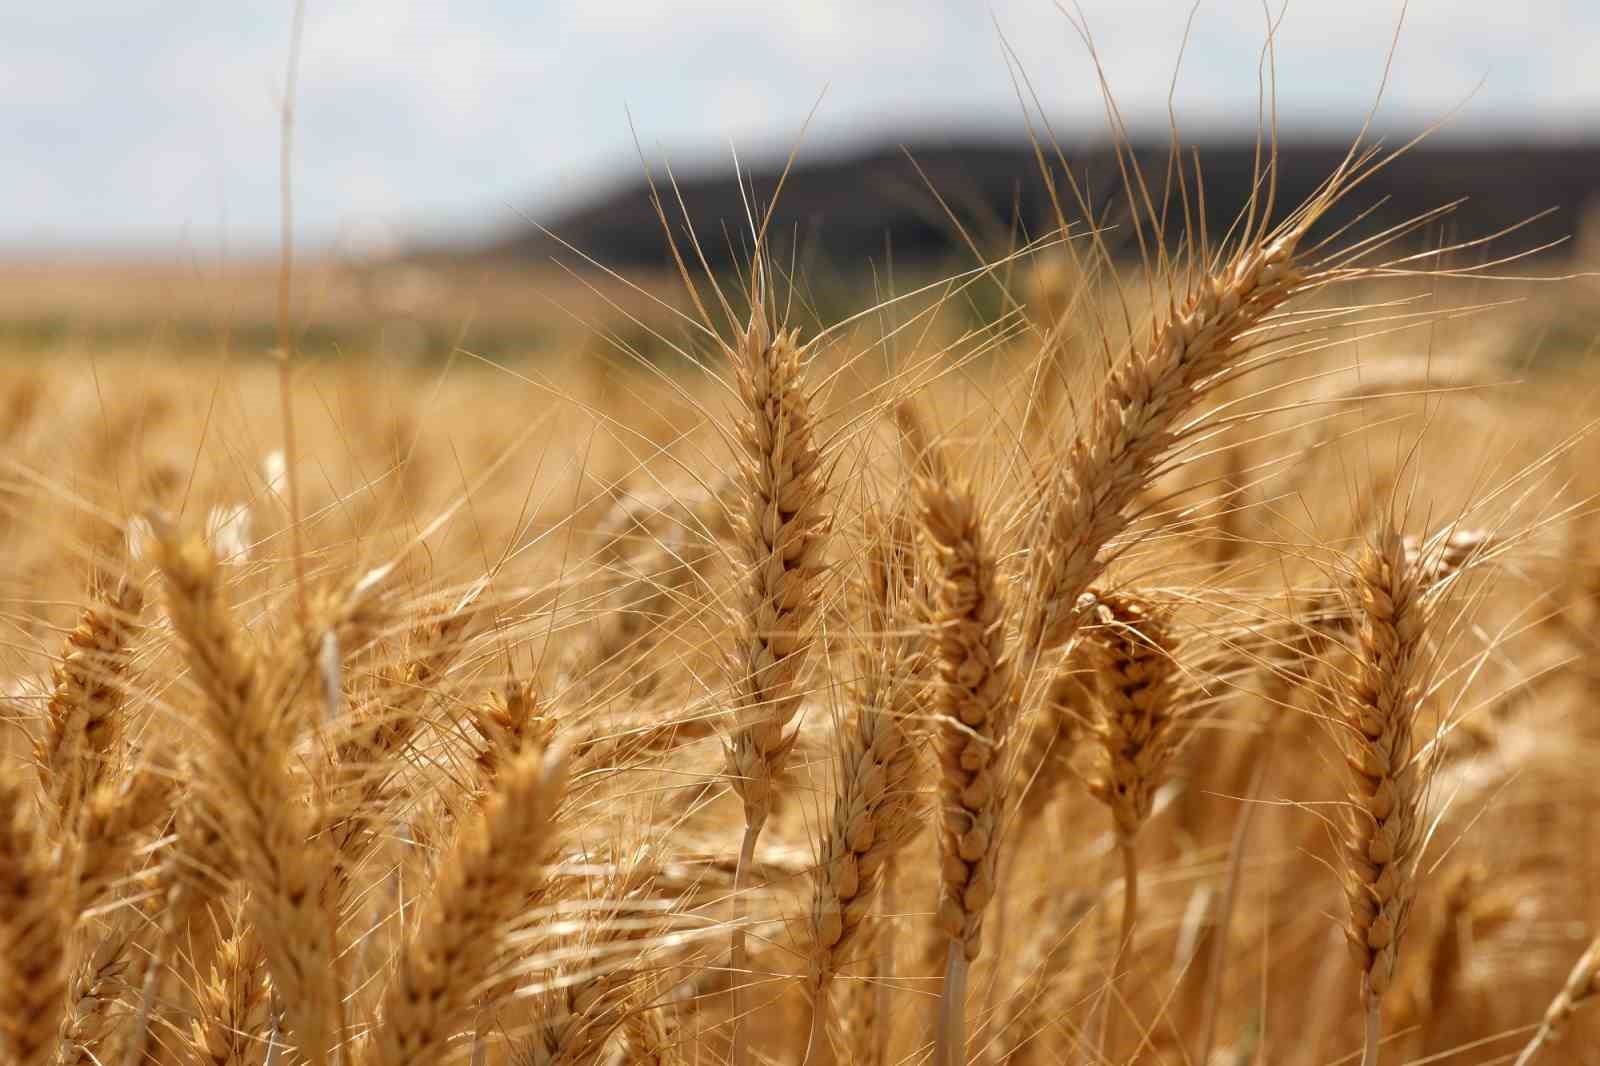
[806,685,922,978]
[1013,665,1089,829]
[72,764,173,916]
[562,520,715,700]
[1018,213,1339,674]
[1391,864,1512,1060]
[116,777,235,1066]
[1001,891,1093,1066]
[1512,934,1600,1066]
[58,929,134,1066]
[320,604,475,898]
[812,515,928,979]
[151,531,339,1066]
[188,911,271,1066]
[805,520,924,1052]
[724,315,829,830]
[912,427,1014,1066]
[1080,592,1191,1058]
[471,677,554,794]
[1082,593,1191,929]
[722,307,830,1066]
[830,916,886,1066]
[622,1005,684,1066]
[518,957,641,1066]
[1337,522,1432,1066]
[363,743,568,1066]
[513,854,676,1066]
[37,577,143,831]
[0,763,67,1066]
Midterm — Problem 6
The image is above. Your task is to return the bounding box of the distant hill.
[477,137,1600,271]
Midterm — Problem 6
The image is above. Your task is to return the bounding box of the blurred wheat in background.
[4,4,1600,1066]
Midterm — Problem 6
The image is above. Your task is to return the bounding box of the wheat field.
[5,55,1600,1066]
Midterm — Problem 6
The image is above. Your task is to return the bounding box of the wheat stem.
[729,821,761,1066]
[937,948,969,1066]
[1361,1002,1382,1066]
[1119,838,1139,955]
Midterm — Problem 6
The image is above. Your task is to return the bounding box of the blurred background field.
[5,2,1599,369]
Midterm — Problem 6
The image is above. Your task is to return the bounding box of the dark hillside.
[480,138,1600,270]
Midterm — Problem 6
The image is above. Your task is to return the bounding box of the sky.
[3,1,1596,254]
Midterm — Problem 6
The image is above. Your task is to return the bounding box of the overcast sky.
[3,1,1595,253]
